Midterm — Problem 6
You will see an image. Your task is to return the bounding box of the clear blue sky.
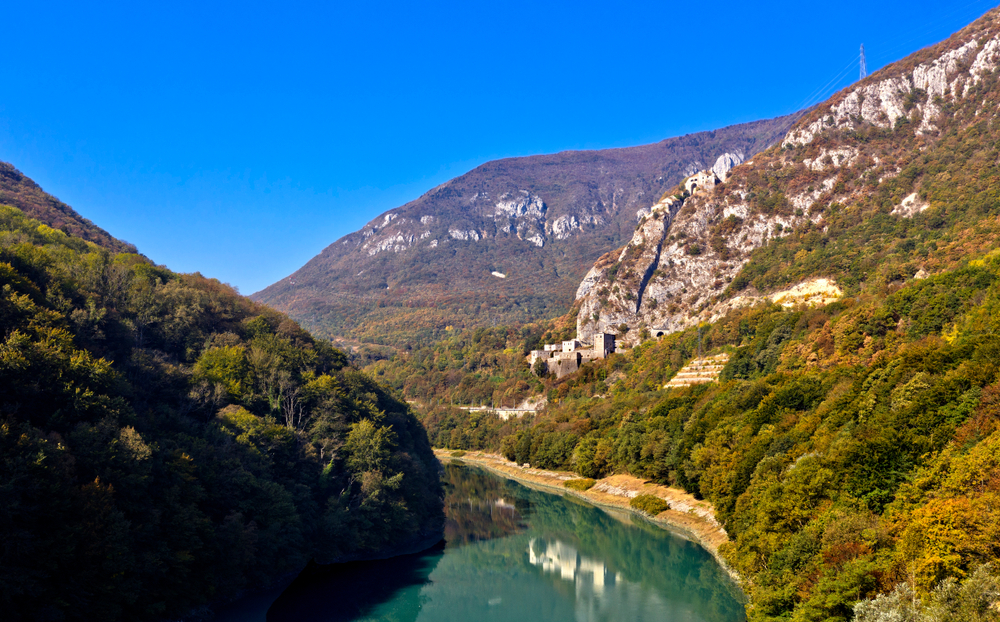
[2,0,996,294]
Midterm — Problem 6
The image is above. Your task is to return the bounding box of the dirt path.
[435,449,742,586]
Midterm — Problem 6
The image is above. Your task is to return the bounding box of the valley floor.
[433,449,740,586]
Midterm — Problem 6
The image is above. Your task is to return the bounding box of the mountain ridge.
[573,7,1000,345]
[362,8,1000,619]
[253,114,802,344]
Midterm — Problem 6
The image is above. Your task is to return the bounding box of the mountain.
[0,171,442,620]
[0,161,134,253]
[252,116,800,345]
[575,9,1000,345]
[364,8,1000,621]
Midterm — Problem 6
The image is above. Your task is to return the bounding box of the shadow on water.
[267,541,446,622]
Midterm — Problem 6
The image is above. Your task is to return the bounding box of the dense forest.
[385,250,1000,621]
[0,204,442,621]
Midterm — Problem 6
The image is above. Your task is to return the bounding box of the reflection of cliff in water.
[521,482,745,621]
[442,462,526,546]
[528,537,714,622]
[452,464,745,622]
[257,464,744,622]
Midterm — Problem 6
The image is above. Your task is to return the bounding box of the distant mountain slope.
[0,161,133,253]
[253,116,801,344]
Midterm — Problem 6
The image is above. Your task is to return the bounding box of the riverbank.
[434,449,742,588]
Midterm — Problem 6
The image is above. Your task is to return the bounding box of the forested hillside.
[388,251,1000,620]
[0,202,442,621]
[0,162,133,253]
[363,8,1000,620]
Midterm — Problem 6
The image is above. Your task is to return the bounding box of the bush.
[564,478,596,491]
[450,450,467,458]
[630,494,670,516]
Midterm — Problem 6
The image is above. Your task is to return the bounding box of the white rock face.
[803,148,858,171]
[892,192,929,217]
[526,233,545,247]
[788,178,836,213]
[449,228,481,241]
[783,33,1000,147]
[495,191,546,218]
[575,264,607,300]
[576,157,830,343]
[712,152,745,182]
[420,215,434,224]
[548,215,581,240]
[577,194,685,342]
[364,232,415,256]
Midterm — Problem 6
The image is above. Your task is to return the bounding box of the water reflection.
[441,463,526,546]
[529,538,619,592]
[221,462,745,621]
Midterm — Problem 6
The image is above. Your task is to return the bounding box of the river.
[213,462,745,622]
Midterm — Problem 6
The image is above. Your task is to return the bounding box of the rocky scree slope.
[577,9,1000,344]
[253,116,799,345]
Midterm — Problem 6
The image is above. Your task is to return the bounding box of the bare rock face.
[575,10,1000,345]
[576,173,821,343]
[711,152,744,182]
[783,28,1000,146]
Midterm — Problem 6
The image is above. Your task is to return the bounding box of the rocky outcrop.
[712,152,744,182]
[578,194,683,342]
[574,10,1000,345]
[784,27,1000,146]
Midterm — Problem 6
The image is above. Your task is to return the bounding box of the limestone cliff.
[576,10,1000,344]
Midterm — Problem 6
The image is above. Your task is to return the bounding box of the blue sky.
[2,0,997,294]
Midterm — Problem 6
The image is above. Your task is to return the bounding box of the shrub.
[565,478,596,491]
[450,450,467,458]
[630,494,669,516]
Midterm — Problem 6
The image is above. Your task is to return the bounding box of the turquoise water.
[217,462,745,622]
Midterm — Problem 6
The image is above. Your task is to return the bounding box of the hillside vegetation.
[399,253,1000,620]
[0,203,442,621]
[0,162,132,253]
[366,8,1000,621]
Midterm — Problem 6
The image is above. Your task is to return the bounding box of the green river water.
[214,462,745,622]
